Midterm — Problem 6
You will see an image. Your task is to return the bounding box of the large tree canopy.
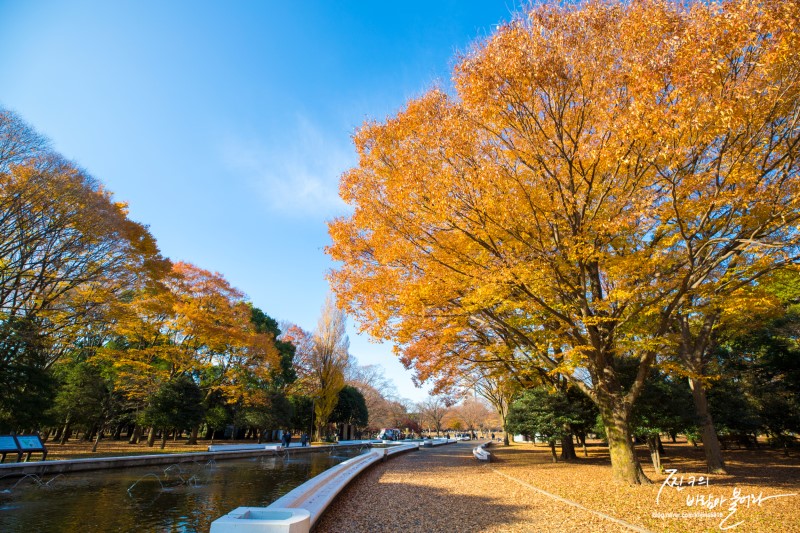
[328,0,800,484]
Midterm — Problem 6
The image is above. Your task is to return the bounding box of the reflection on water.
[0,450,361,532]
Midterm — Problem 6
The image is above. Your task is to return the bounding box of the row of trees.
[327,0,800,484]
[0,107,399,448]
[506,280,800,470]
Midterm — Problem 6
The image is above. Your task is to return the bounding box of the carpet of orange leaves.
[490,440,800,532]
[26,437,800,532]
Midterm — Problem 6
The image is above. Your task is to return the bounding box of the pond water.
[0,449,362,532]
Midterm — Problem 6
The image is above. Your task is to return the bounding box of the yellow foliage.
[327,0,800,431]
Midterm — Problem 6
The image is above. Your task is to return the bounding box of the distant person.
[301,433,309,446]
[285,430,292,447]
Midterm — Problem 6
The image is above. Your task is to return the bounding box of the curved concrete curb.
[421,438,457,447]
[211,442,420,532]
[207,444,283,452]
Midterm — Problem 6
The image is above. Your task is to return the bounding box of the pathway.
[315,442,650,532]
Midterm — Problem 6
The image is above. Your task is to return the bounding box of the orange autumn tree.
[0,156,167,366]
[108,262,280,444]
[0,109,170,430]
[631,0,800,475]
[328,0,800,484]
[170,263,281,442]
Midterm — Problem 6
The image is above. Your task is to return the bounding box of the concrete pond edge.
[210,438,458,533]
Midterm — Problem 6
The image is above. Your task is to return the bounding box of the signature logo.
[655,469,797,530]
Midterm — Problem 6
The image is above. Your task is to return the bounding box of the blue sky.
[0,0,517,402]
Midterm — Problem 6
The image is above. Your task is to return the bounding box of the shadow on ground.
[492,441,800,490]
[315,479,526,533]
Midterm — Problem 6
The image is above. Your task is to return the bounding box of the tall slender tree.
[285,297,351,440]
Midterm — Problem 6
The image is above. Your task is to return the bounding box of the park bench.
[0,434,48,463]
[473,441,492,461]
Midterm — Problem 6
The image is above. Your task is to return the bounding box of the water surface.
[0,450,361,532]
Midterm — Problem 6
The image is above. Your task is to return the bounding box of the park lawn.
[490,440,800,533]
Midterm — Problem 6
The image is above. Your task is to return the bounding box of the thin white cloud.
[220,116,353,217]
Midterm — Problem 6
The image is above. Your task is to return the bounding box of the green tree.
[507,387,594,463]
[52,360,121,452]
[250,306,297,390]
[712,274,800,449]
[204,404,229,445]
[238,391,293,442]
[630,371,695,472]
[0,317,55,433]
[330,385,368,429]
[144,374,205,449]
[290,394,314,438]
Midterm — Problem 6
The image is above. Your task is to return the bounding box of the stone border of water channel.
[0,441,372,479]
[210,438,458,533]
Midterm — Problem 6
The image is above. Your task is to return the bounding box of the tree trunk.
[52,425,63,442]
[187,426,199,445]
[549,440,558,462]
[577,432,589,457]
[129,425,141,445]
[688,376,727,474]
[560,431,577,460]
[147,426,157,447]
[679,312,726,474]
[59,420,72,445]
[161,429,168,449]
[657,434,666,456]
[598,398,651,484]
[647,435,662,473]
[92,431,102,453]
